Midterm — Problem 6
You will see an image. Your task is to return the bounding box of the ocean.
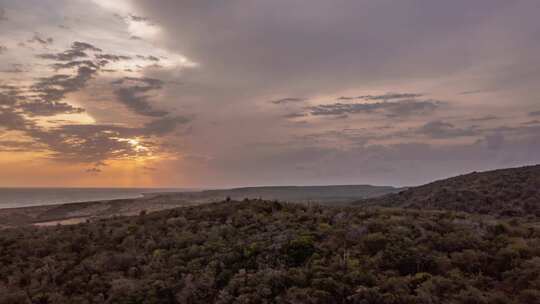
[0,188,186,209]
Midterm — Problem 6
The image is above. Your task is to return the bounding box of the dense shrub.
[0,200,539,303]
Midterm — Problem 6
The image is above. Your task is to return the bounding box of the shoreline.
[0,184,403,228]
[0,193,197,229]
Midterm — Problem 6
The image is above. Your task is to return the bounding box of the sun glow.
[115,137,149,154]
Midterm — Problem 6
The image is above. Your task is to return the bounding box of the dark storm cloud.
[417,121,478,139]
[307,99,442,118]
[112,77,168,117]
[529,111,540,117]
[0,45,7,54]
[270,98,307,105]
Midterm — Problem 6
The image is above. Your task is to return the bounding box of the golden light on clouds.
[117,137,150,154]
[1,0,540,188]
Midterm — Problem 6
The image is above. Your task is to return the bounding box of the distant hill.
[354,165,540,217]
[152,184,402,205]
[0,185,400,228]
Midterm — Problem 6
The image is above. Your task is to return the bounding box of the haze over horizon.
[1,0,539,188]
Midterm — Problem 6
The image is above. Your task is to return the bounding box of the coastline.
[0,193,197,229]
[0,185,401,228]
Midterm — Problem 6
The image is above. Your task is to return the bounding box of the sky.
[0,0,539,188]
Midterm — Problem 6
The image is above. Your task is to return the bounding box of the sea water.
[0,188,184,209]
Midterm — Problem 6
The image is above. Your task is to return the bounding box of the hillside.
[156,185,402,205]
[1,200,539,303]
[355,165,540,217]
[0,185,400,228]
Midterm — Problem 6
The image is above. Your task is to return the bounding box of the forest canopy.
[1,200,539,303]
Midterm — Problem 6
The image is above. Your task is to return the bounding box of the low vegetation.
[1,199,539,303]
[356,165,540,217]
